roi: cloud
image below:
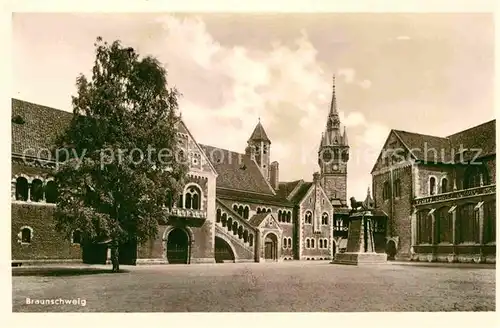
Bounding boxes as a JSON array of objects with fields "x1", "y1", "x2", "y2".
[{"x1": 358, "y1": 79, "x2": 372, "y2": 89}]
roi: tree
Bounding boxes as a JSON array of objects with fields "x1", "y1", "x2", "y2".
[{"x1": 53, "y1": 37, "x2": 189, "y2": 271}]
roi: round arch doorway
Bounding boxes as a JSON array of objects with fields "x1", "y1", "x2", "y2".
[
  {"x1": 214, "y1": 236, "x2": 235, "y2": 263},
  {"x1": 264, "y1": 233, "x2": 279, "y2": 261},
  {"x1": 166, "y1": 228, "x2": 190, "y2": 264}
]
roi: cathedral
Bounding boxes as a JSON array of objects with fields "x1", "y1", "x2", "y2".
[{"x1": 11, "y1": 78, "x2": 353, "y2": 265}]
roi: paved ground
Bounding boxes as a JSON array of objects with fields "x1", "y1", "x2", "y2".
[{"x1": 12, "y1": 261, "x2": 495, "y2": 312}]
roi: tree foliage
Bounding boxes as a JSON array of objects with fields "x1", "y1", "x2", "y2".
[{"x1": 53, "y1": 37, "x2": 188, "y2": 246}]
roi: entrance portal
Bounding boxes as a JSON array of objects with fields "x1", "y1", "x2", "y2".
[
  {"x1": 166, "y1": 228, "x2": 189, "y2": 264},
  {"x1": 214, "y1": 237, "x2": 235, "y2": 263},
  {"x1": 264, "y1": 233, "x2": 278, "y2": 261}
]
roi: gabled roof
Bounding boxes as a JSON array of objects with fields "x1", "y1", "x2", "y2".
[
  {"x1": 248, "y1": 213, "x2": 270, "y2": 227},
  {"x1": 12, "y1": 98, "x2": 73, "y2": 159},
  {"x1": 289, "y1": 181, "x2": 313, "y2": 204},
  {"x1": 248, "y1": 121, "x2": 271, "y2": 143},
  {"x1": 276, "y1": 180, "x2": 302, "y2": 199},
  {"x1": 199, "y1": 144, "x2": 276, "y2": 195},
  {"x1": 371, "y1": 119, "x2": 496, "y2": 173}
]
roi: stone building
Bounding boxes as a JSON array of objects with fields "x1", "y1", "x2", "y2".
[
  {"x1": 371, "y1": 120, "x2": 496, "y2": 263},
  {"x1": 11, "y1": 77, "x2": 352, "y2": 265}
]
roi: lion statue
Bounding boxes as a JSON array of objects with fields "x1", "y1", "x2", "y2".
[{"x1": 350, "y1": 197, "x2": 366, "y2": 212}]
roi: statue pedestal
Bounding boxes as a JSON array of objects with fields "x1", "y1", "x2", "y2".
[{"x1": 332, "y1": 211, "x2": 387, "y2": 265}]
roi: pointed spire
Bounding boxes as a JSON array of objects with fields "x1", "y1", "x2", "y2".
[
  {"x1": 330, "y1": 74, "x2": 338, "y2": 116},
  {"x1": 248, "y1": 120, "x2": 271, "y2": 143},
  {"x1": 343, "y1": 126, "x2": 348, "y2": 145}
]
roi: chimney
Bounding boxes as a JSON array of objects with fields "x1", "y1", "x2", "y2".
[
  {"x1": 313, "y1": 172, "x2": 321, "y2": 186},
  {"x1": 245, "y1": 144, "x2": 256, "y2": 161},
  {"x1": 270, "y1": 161, "x2": 279, "y2": 190}
]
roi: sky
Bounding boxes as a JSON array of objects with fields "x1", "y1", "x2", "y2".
[{"x1": 12, "y1": 13, "x2": 494, "y2": 200}]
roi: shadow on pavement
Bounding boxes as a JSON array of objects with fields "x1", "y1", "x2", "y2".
[{"x1": 12, "y1": 267, "x2": 130, "y2": 277}]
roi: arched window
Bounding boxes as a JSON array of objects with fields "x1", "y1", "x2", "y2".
[
  {"x1": 233, "y1": 204, "x2": 238, "y2": 212},
  {"x1": 184, "y1": 185, "x2": 201, "y2": 210},
  {"x1": 21, "y1": 227, "x2": 32, "y2": 243},
  {"x1": 267, "y1": 208, "x2": 271, "y2": 213},
  {"x1": 393, "y1": 179, "x2": 401, "y2": 198},
  {"x1": 283, "y1": 237, "x2": 287, "y2": 249},
  {"x1": 429, "y1": 177, "x2": 436, "y2": 195},
  {"x1": 227, "y1": 217, "x2": 233, "y2": 231},
  {"x1": 464, "y1": 164, "x2": 489, "y2": 189},
  {"x1": 30, "y1": 179, "x2": 43, "y2": 202},
  {"x1": 288, "y1": 237, "x2": 292, "y2": 249},
  {"x1": 305, "y1": 211, "x2": 312, "y2": 224},
  {"x1": 319, "y1": 239, "x2": 323, "y2": 248},
  {"x1": 177, "y1": 194, "x2": 183, "y2": 208},
  {"x1": 324, "y1": 239, "x2": 328, "y2": 249},
  {"x1": 306, "y1": 238, "x2": 310, "y2": 248},
  {"x1": 278, "y1": 210, "x2": 282, "y2": 222},
  {"x1": 436, "y1": 206, "x2": 452, "y2": 243},
  {"x1": 216, "y1": 209, "x2": 222, "y2": 223},
  {"x1": 221, "y1": 213, "x2": 227, "y2": 227},
  {"x1": 45, "y1": 180, "x2": 58, "y2": 203},
  {"x1": 243, "y1": 230, "x2": 249, "y2": 243},
  {"x1": 287, "y1": 211, "x2": 292, "y2": 223},
  {"x1": 15, "y1": 177, "x2": 29, "y2": 201},
  {"x1": 256, "y1": 207, "x2": 261, "y2": 214},
  {"x1": 457, "y1": 203, "x2": 478, "y2": 243},
  {"x1": 238, "y1": 205, "x2": 244, "y2": 217},
  {"x1": 311, "y1": 238, "x2": 315, "y2": 249},
  {"x1": 417, "y1": 209, "x2": 431, "y2": 244},
  {"x1": 243, "y1": 206, "x2": 249, "y2": 220},
  {"x1": 72, "y1": 230, "x2": 82, "y2": 244},
  {"x1": 249, "y1": 234, "x2": 254, "y2": 247},
  {"x1": 382, "y1": 181, "x2": 390, "y2": 200},
  {"x1": 321, "y1": 212, "x2": 329, "y2": 225},
  {"x1": 441, "y1": 178, "x2": 448, "y2": 193}
]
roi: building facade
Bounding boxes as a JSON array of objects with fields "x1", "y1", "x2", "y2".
[
  {"x1": 11, "y1": 77, "x2": 352, "y2": 265},
  {"x1": 371, "y1": 121, "x2": 496, "y2": 263}
]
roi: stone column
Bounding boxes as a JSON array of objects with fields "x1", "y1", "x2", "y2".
[
  {"x1": 255, "y1": 230, "x2": 262, "y2": 263},
  {"x1": 448, "y1": 206, "x2": 458, "y2": 263},
  {"x1": 477, "y1": 202, "x2": 484, "y2": 244}
]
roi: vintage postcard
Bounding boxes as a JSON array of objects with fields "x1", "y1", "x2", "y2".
[{"x1": 8, "y1": 2, "x2": 496, "y2": 320}]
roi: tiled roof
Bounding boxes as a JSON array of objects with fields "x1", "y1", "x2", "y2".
[
  {"x1": 393, "y1": 130, "x2": 453, "y2": 163},
  {"x1": 447, "y1": 119, "x2": 496, "y2": 160},
  {"x1": 289, "y1": 182, "x2": 313, "y2": 204},
  {"x1": 276, "y1": 180, "x2": 302, "y2": 199},
  {"x1": 248, "y1": 213, "x2": 270, "y2": 227},
  {"x1": 11, "y1": 98, "x2": 73, "y2": 159},
  {"x1": 200, "y1": 144, "x2": 275, "y2": 195},
  {"x1": 390, "y1": 119, "x2": 496, "y2": 164},
  {"x1": 215, "y1": 188, "x2": 293, "y2": 207},
  {"x1": 248, "y1": 121, "x2": 271, "y2": 143}
]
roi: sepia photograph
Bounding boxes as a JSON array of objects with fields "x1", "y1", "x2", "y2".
[{"x1": 9, "y1": 7, "x2": 496, "y2": 314}]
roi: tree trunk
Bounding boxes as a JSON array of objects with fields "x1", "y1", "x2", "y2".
[{"x1": 111, "y1": 242, "x2": 120, "y2": 272}]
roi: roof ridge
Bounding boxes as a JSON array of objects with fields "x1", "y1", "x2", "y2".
[
  {"x1": 12, "y1": 98, "x2": 73, "y2": 115},
  {"x1": 446, "y1": 119, "x2": 496, "y2": 138}
]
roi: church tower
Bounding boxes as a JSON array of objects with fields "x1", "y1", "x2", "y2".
[
  {"x1": 247, "y1": 120, "x2": 271, "y2": 180},
  {"x1": 318, "y1": 75, "x2": 349, "y2": 207}
]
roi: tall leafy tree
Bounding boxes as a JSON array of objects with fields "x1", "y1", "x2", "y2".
[{"x1": 53, "y1": 37, "x2": 188, "y2": 268}]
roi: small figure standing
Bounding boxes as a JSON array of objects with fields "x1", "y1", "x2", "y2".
[{"x1": 111, "y1": 241, "x2": 120, "y2": 273}]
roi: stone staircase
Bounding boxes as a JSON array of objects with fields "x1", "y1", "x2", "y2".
[{"x1": 215, "y1": 200, "x2": 256, "y2": 261}]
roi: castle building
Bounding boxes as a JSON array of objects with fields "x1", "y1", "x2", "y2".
[
  {"x1": 371, "y1": 120, "x2": 496, "y2": 263},
  {"x1": 11, "y1": 77, "x2": 352, "y2": 265}
]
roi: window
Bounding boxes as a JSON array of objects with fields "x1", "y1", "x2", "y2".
[
  {"x1": 311, "y1": 238, "x2": 315, "y2": 249},
  {"x1": 243, "y1": 206, "x2": 249, "y2": 220},
  {"x1": 288, "y1": 237, "x2": 292, "y2": 249},
  {"x1": 319, "y1": 239, "x2": 323, "y2": 248},
  {"x1": 417, "y1": 210, "x2": 432, "y2": 244},
  {"x1": 72, "y1": 230, "x2": 82, "y2": 244},
  {"x1": 30, "y1": 179, "x2": 44, "y2": 202},
  {"x1": 457, "y1": 203, "x2": 479, "y2": 243},
  {"x1": 429, "y1": 177, "x2": 436, "y2": 195},
  {"x1": 306, "y1": 238, "x2": 310, "y2": 248},
  {"x1": 21, "y1": 227, "x2": 32, "y2": 244},
  {"x1": 464, "y1": 164, "x2": 489, "y2": 189},
  {"x1": 323, "y1": 239, "x2": 328, "y2": 249},
  {"x1": 267, "y1": 208, "x2": 271, "y2": 213},
  {"x1": 286, "y1": 211, "x2": 291, "y2": 223},
  {"x1": 436, "y1": 207, "x2": 452, "y2": 243},
  {"x1": 382, "y1": 181, "x2": 390, "y2": 200},
  {"x1": 233, "y1": 204, "x2": 238, "y2": 212},
  {"x1": 305, "y1": 211, "x2": 312, "y2": 224},
  {"x1": 184, "y1": 185, "x2": 201, "y2": 210},
  {"x1": 393, "y1": 179, "x2": 401, "y2": 198},
  {"x1": 216, "y1": 209, "x2": 222, "y2": 223},
  {"x1": 283, "y1": 237, "x2": 287, "y2": 249},
  {"x1": 249, "y1": 234, "x2": 254, "y2": 247},
  {"x1": 441, "y1": 178, "x2": 448, "y2": 193},
  {"x1": 321, "y1": 213, "x2": 329, "y2": 225},
  {"x1": 15, "y1": 177, "x2": 29, "y2": 201},
  {"x1": 278, "y1": 210, "x2": 282, "y2": 222},
  {"x1": 45, "y1": 180, "x2": 58, "y2": 203}
]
